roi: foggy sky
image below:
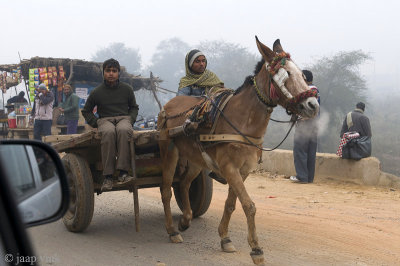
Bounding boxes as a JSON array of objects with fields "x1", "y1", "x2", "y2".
[{"x1": 2, "y1": 0, "x2": 399, "y2": 91}]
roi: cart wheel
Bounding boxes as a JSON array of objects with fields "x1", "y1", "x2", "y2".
[
  {"x1": 62, "y1": 153, "x2": 94, "y2": 232},
  {"x1": 174, "y1": 170, "x2": 213, "y2": 217}
]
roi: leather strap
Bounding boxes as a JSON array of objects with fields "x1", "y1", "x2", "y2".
[
  {"x1": 346, "y1": 112, "x2": 353, "y2": 129},
  {"x1": 210, "y1": 93, "x2": 234, "y2": 134},
  {"x1": 199, "y1": 134, "x2": 264, "y2": 145}
]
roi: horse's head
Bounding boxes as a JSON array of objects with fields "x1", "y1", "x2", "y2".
[{"x1": 255, "y1": 37, "x2": 319, "y2": 119}]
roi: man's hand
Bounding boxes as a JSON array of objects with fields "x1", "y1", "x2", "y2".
[{"x1": 59, "y1": 107, "x2": 64, "y2": 112}]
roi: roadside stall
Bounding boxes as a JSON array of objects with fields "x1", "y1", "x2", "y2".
[{"x1": 0, "y1": 57, "x2": 162, "y2": 139}]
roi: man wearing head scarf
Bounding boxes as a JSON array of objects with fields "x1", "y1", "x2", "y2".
[
  {"x1": 177, "y1": 50, "x2": 227, "y2": 184},
  {"x1": 81, "y1": 58, "x2": 139, "y2": 191},
  {"x1": 31, "y1": 83, "x2": 54, "y2": 141},
  {"x1": 340, "y1": 102, "x2": 371, "y2": 137},
  {"x1": 290, "y1": 70, "x2": 320, "y2": 184},
  {"x1": 177, "y1": 49, "x2": 224, "y2": 96}
]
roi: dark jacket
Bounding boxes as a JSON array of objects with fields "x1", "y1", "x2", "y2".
[
  {"x1": 7, "y1": 95, "x2": 28, "y2": 105},
  {"x1": 340, "y1": 109, "x2": 372, "y2": 137},
  {"x1": 81, "y1": 81, "x2": 139, "y2": 128},
  {"x1": 61, "y1": 93, "x2": 80, "y2": 121}
]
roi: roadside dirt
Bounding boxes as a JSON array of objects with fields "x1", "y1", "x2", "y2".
[{"x1": 29, "y1": 172, "x2": 400, "y2": 265}]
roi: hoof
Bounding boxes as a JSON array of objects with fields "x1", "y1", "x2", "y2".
[
  {"x1": 221, "y1": 238, "x2": 236, "y2": 253},
  {"x1": 250, "y1": 248, "x2": 264, "y2": 265},
  {"x1": 178, "y1": 217, "x2": 190, "y2": 232},
  {"x1": 169, "y1": 232, "x2": 183, "y2": 243}
]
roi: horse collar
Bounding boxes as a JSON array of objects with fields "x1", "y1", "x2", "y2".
[{"x1": 252, "y1": 77, "x2": 277, "y2": 109}]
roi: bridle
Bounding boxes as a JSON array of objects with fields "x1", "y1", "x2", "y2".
[{"x1": 254, "y1": 51, "x2": 318, "y2": 115}]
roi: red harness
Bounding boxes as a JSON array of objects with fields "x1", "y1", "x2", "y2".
[{"x1": 286, "y1": 87, "x2": 318, "y2": 113}]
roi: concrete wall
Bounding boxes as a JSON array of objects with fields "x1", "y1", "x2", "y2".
[{"x1": 258, "y1": 149, "x2": 400, "y2": 189}]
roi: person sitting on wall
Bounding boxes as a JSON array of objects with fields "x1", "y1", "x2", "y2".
[
  {"x1": 340, "y1": 102, "x2": 371, "y2": 138},
  {"x1": 337, "y1": 102, "x2": 372, "y2": 160}
]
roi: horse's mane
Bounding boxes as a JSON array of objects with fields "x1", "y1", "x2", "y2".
[{"x1": 234, "y1": 58, "x2": 265, "y2": 95}]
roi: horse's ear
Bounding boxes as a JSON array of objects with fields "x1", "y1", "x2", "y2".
[
  {"x1": 255, "y1": 36, "x2": 274, "y2": 63},
  {"x1": 273, "y1": 39, "x2": 284, "y2": 53}
]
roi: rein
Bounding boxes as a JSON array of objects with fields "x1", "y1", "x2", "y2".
[
  {"x1": 205, "y1": 94, "x2": 297, "y2": 152},
  {"x1": 201, "y1": 57, "x2": 303, "y2": 151},
  {"x1": 168, "y1": 52, "x2": 315, "y2": 152}
]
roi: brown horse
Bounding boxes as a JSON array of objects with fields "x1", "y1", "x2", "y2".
[{"x1": 157, "y1": 37, "x2": 319, "y2": 265}]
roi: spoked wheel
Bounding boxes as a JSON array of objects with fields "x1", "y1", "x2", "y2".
[
  {"x1": 62, "y1": 153, "x2": 94, "y2": 232},
  {"x1": 174, "y1": 170, "x2": 213, "y2": 217}
]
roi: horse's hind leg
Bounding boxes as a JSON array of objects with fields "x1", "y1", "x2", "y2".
[
  {"x1": 159, "y1": 140, "x2": 182, "y2": 243},
  {"x1": 177, "y1": 164, "x2": 202, "y2": 231},
  {"x1": 219, "y1": 186, "x2": 237, "y2": 253}
]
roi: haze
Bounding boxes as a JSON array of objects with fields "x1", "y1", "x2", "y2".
[{"x1": 1, "y1": 0, "x2": 399, "y2": 91}]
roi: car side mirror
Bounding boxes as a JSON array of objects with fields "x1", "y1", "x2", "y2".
[{"x1": 0, "y1": 140, "x2": 69, "y2": 227}]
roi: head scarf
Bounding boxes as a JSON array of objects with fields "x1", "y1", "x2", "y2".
[
  {"x1": 178, "y1": 50, "x2": 224, "y2": 90},
  {"x1": 187, "y1": 49, "x2": 204, "y2": 68}
]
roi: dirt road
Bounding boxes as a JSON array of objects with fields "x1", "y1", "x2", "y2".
[{"x1": 28, "y1": 173, "x2": 400, "y2": 265}]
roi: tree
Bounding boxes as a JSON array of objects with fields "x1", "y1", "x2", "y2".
[
  {"x1": 146, "y1": 37, "x2": 189, "y2": 94},
  {"x1": 368, "y1": 92, "x2": 400, "y2": 175},
  {"x1": 137, "y1": 38, "x2": 190, "y2": 117},
  {"x1": 310, "y1": 50, "x2": 370, "y2": 115},
  {"x1": 197, "y1": 40, "x2": 259, "y2": 89},
  {"x1": 92, "y1": 43, "x2": 142, "y2": 74},
  {"x1": 309, "y1": 50, "x2": 371, "y2": 152}
]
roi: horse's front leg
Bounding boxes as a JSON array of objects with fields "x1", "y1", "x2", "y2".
[
  {"x1": 218, "y1": 186, "x2": 237, "y2": 253},
  {"x1": 159, "y1": 140, "x2": 182, "y2": 243},
  {"x1": 221, "y1": 166, "x2": 264, "y2": 265},
  {"x1": 177, "y1": 164, "x2": 201, "y2": 231}
]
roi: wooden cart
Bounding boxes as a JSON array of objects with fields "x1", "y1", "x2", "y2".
[{"x1": 46, "y1": 130, "x2": 213, "y2": 233}]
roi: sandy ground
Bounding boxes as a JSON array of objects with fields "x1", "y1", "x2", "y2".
[{"x1": 28, "y1": 172, "x2": 400, "y2": 266}]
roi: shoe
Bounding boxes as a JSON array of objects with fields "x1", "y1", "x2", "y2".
[
  {"x1": 118, "y1": 170, "x2": 134, "y2": 183},
  {"x1": 101, "y1": 177, "x2": 113, "y2": 191},
  {"x1": 289, "y1": 176, "x2": 307, "y2": 184},
  {"x1": 209, "y1": 172, "x2": 227, "y2": 184}
]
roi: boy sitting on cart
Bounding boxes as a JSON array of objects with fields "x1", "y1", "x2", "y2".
[{"x1": 81, "y1": 58, "x2": 139, "y2": 191}]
